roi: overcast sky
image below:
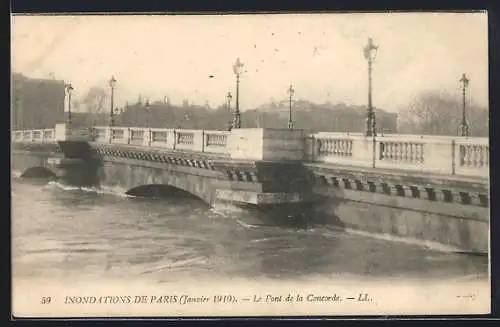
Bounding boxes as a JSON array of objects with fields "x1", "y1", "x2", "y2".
[{"x1": 11, "y1": 12, "x2": 488, "y2": 112}]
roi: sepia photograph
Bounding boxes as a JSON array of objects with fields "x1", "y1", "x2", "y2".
[{"x1": 11, "y1": 12, "x2": 490, "y2": 317}]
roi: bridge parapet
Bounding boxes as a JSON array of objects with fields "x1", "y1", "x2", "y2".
[
  {"x1": 89, "y1": 126, "x2": 305, "y2": 160},
  {"x1": 13, "y1": 128, "x2": 56, "y2": 143},
  {"x1": 12, "y1": 123, "x2": 93, "y2": 143},
  {"x1": 91, "y1": 126, "x2": 230, "y2": 155},
  {"x1": 305, "y1": 132, "x2": 489, "y2": 178},
  {"x1": 12, "y1": 125, "x2": 489, "y2": 179}
]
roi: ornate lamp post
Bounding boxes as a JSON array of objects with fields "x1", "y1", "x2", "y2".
[
  {"x1": 459, "y1": 73, "x2": 470, "y2": 137},
  {"x1": 232, "y1": 57, "x2": 244, "y2": 129},
  {"x1": 226, "y1": 91, "x2": 233, "y2": 130},
  {"x1": 287, "y1": 84, "x2": 295, "y2": 129},
  {"x1": 145, "y1": 99, "x2": 150, "y2": 128},
  {"x1": 109, "y1": 75, "x2": 117, "y2": 126},
  {"x1": 177, "y1": 113, "x2": 190, "y2": 129},
  {"x1": 226, "y1": 91, "x2": 232, "y2": 111},
  {"x1": 65, "y1": 83, "x2": 74, "y2": 125},
  {"x1": 363, "y1": 37, "x2": 379, "y2": 137}
]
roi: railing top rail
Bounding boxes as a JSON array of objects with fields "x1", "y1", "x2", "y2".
[
  {"x1": 150, "y1": 128, "x2": 175, "y2": 132},
  {"x1": 13, "y1": 126, "x2": 489, "y2": 145},
  {"x1": 308, "y1": 132, "x2": 488, "y2": 142},
  {"x1": 378, "y1": 137, "x2": 455, "y2": 144},
  {"x1": 309, "y1": 133, "x2": 455, "y2": 140},
  {"x1": 455, "y1": 137, "x2": 489, "y2": 145},
  {"x1": 93, "y1": 126, "x2": 216, "y2": 134},
  {"x1": 205, "y1": 130, "x2": 230, "y2": 135},
  {"x1": 175, "y1": 129, "x2": 199, "y2": 134},
  {"x1": 311, "y1": 131, "x2": 364, "y2": 136}
]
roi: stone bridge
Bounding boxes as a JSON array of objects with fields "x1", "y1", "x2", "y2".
[{"x1": 12, "y1": 123, "x2": 490, "y2": 254}]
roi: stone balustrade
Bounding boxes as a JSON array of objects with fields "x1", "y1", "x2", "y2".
[
  {"x1": 90, "y1": 126, "x2": 230, "y2": 155},
  {"x1": 13, "y1": 128, "x2": 56, "y2": 143},
  {"x1": 305, "y1": 132, "x2": 489, "y2": 178},
  {"x1": 11, "y1": 125, "x2": 489, "y2": 178},
  {"x1": 455, "y1": 137, "x2": 489, "y2": 177}
]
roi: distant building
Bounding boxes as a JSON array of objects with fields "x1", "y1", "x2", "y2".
[
  {"x1": 252, "y1": 100, "x2": 398, "y2": 133},
  {"x1": 12, "y1": 73, "x2": 66, "y2": 129}
]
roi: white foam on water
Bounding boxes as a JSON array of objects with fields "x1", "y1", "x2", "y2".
[
  {"x1": 342, "y1": 227, "x2": 483, "y2": 255},
  {"x1": 208, "y1": 207, "x2": 232, "y2": 218},
  {"x1": 11, "y1": 170, "x2": 23, "y2": 179},
  {"x1": 43, "y1": 181, "x2": 135, "y2": 199},
  {"x1": 141, "y1": 256, "x2": 209, "y2": 275},
  {"x1": 211, "y1": 202, "x2": 246, "y2": 214},
  {"x1": 235, "y1": 219, "x2": 263, "y2": 229}
]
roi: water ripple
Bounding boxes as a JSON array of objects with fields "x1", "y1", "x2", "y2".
[{"x1": 11, "y1": 179, "x2": 489, "y2": 282}]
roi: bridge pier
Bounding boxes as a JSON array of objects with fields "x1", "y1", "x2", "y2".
[
  {"x1": 49, "y1": 156, "x2": 100, "y2": 187},
  {"x1": 51, "y1": 140, "x2": 101, "y2": 187}
]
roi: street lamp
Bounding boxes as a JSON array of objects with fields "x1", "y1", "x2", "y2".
[
  {"x1": 65, "y1": 83, "x2": 74, "y2": 125},
  {"x1": 226, "y1": 91, "x2": 233, "y2": 130},
  {"x1": 232, "y1": 57, "x2": 244, "y2": 129},
  {"x1": 226, "y1": 91, "x2": 233, "y2": 110},
  {"x1": 363, "y1": 37, "x2": 379, "y2": 137},
  {"x1": 459, "y1": 73, "x2": 470, "y2": 137},
  {"x1": 145, "y1": 99, "x2": 150, "y2": 128},
  {"x1": 109, "y1": 75, "x2": 117, "y2": 126},
  {"x1": 114, "y1": 107, "x2": 121, "y2": 125},
  {"x1": 287, "y1": 84, "x2": 295, "y2": 129},
  {"x1": 178, "y1": 113, "x2": 190, "y2": 129}
]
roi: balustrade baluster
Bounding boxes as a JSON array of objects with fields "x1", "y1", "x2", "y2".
[
  {"x1": 408, "y1": 143, "x2": 413, "y2": 162},
  {"x1": 380, "y1": 142, "x2": 385, "y2": 159},
  {"x1": 478, "y1": 146, "x2": 485, "y2": 167},
  {"x1": 474, "y1": 146, "x2": 480, "y2": 167},
  {"x1": 465, "y1": 146, "x2": 472, "y2": 167},
  {"x1": 485, "y1": 147, "x2": 489, "y2": 166},
  {"x1": 471, "y1": 146, "x2": 476, "y2": 167}
]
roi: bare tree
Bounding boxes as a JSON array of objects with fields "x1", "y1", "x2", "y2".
[
  {"x1": 81, "y1": 86, "x2": 108, "y2": 114},
  {"x1": 71, "y1": 99, "x2": 80, "y2": 112},
  {"x1": 397, "y1": 90, "x2": 488, "y2": 136}
]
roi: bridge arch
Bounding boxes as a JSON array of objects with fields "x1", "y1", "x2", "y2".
[
  {"x1": 99, "y1": 163, "x2": 216, "y2": 205},
  {"x1": 20, "y1": 166, "x2": 57, "y2": 179},
  {"x1": 125, "y1": 184, "x2": 206, "y2": 202}
]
